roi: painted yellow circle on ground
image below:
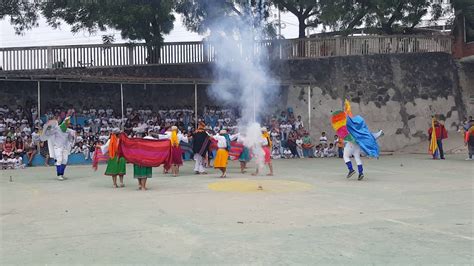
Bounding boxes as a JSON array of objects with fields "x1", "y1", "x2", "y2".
[{"x1": 208, "y1": 179, "x2": 313, "y2": 193}]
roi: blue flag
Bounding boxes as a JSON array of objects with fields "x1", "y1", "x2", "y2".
[{"x1": 346, "y1": 115, "x2": 380, "y2": 158}]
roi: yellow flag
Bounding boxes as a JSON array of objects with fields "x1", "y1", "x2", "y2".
[
  {"x1": 344, "y1": 99, "x2": 353, "y2": 118},
  {"x1": 429, "y1": 118, "x2": 438, "y2": 155}
]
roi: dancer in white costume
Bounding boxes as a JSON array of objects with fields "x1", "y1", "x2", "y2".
[
  {"x1": 41, "y1": 117, "x2": 76, "y2": 181},
  {"x1": 344, "y1": 130, "x2": 383, "y2": 180}
]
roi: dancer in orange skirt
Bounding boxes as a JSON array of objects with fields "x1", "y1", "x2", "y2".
[{"x1": 213, "y1": 129, "x2": 231, "y2": 178}]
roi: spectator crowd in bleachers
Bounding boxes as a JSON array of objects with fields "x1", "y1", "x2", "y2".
[{"x1": 0, "y1": 102, "x2": 342, "y2": 170}]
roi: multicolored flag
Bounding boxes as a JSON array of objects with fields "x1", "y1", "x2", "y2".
[{"x1": 429, "y1": 118, "x2": 438, "y2": 156}]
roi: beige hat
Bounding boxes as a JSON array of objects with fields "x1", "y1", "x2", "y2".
[
  {"x1": 171, "y1": 126, "x2": 178, "y2": 131},
  {"x1": 261, "y1": 127, "x2": 268, "y2": 132}
]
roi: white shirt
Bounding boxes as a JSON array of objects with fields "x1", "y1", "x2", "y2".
[
  {"x1": 295, "y1": 120, "x2": 303, "y2": 129},
  {"x1": 320, "y1": 136, "x2": 328, "y2": 144},
  {"x1": 296, "y1": 139, "x2": 303, "y2": 147},
  {"x1": 32, "y1": 132, "x2": 41, "y2": 144},
  {"x1": 22, "y1": 126, "x2": 31, "y2": 135},
  {"x1": 159, "y1": 132, "x2": 189, "y2": 143},
  {"x1": 213, "y1": 134, "x2": 228, "y2": 149},
  {"x1": 261, "y1": 136, "x2": 269, "y2": 146}
]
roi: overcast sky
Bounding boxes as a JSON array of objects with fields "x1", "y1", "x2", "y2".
[{"x1": 0, "y1": 13, "x2": 304, "y2": 48}]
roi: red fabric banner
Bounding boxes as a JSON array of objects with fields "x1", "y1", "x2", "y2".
[
  {"x1": 92, "y1": 147, "x2": 109, "y2": 171},
  {"x1": 118, "y1": 133, "x2": 172, "y2": 168}
]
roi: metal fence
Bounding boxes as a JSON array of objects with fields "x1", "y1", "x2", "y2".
[{"x1": 0, "y1": 35, "x2": 452, "y2": 71}]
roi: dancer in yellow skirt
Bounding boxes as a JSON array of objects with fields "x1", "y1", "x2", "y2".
[{"x1": 213, "y1": 129, "x2": 231, "y2": 178}]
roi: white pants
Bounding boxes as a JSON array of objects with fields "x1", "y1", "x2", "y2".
[
  {"x1": 296, "y1": 147, "x2": 303, "y2": 158},
  {"x1": 53, "y1": 147, "x2": 69, "y2": 165},
  {"x1": 193, "y1": 154, "x2": 206, "y2": 173},
  {"x1": 83, "y1": 149, "x2": 90, "y2": 160},
  {"x1": 343, "y1": 142, "x2": 362, "y2": 165}
]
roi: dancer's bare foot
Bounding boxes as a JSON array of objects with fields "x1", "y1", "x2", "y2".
[
  {"x1": 113, "y1": 184, "x2": 119, "y2": 188},
  {"x1": 251, "y1": 173, "x2": 257, "y2": 176},
  {"x1": 266, "y1": 173, "x2": 274, "y2": 176},
  {"x1": 120, "y1": 183, "x2": 125, "y2": 188},
  {"x1": 142, "y1": 187, "x2": 147, "y2": 191}
]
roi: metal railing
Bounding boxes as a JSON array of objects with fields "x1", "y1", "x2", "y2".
[{"x1": 0, "y1": 35, "x2": 452, "y2": 71}]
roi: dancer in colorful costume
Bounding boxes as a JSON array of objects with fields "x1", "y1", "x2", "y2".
[
  {"x1": 41, "y1": 116, "x2": 76, "y2": 181},
  {"x1": 252, "y1": 127, "x2": 274, "y2": 176},
  {"x1": 100, "y1": 129, "x2": 126, "y2": 188},
  {"x1": 331, "y1": 100, "x2": 382, "y2": 180},
  {"x1": 192, "y1": 122, "x2": 211, "y2": 174},
  {"x1": 159, "y1": 126, "x2": 188, "y2": 177},
  {"x1": 133, "y1": 133, "x2": 156, "y2": 190},
  {"x1": 237, "y1": 133, "x2": 251, "y2": 174},
  {"x1": 213, "y1": 129, "x2": 231, "y2": 178}
]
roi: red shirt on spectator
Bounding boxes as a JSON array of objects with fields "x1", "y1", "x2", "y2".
[{"x1": 428, "y1": 123, "x2": 448, "y2": 141}]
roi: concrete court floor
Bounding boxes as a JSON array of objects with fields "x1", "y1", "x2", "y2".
[{"x1": 0, "y1": 154, "x2": 473, "y2": 265}]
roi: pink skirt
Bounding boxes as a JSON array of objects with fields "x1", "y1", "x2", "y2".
[
  {"x1": 263, "y1": 146, "x2": 271, "y2": 164},
  {"x1": 171, "y1": 146, "x2": 183, "y2": 166}
]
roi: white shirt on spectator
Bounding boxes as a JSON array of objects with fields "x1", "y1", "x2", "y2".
[
  {"x1": 320, "y1": 136, "x2": 328, "y2": 144},
  {"x1": 22, "y1": 126, "x2": 31, "y2": 135},
  {"x1": 32, "y1": 132, "x2": 41, "y2": 144}
]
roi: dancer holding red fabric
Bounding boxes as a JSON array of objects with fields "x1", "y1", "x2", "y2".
[{"x1": 159, "y1": 126, "x2": 189, "y2": 177}]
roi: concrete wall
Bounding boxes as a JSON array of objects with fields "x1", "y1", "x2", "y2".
[
  {"x1": 458, "y1": 62, "x2": 474, "y2": 116},
  {"x1": 277, "y1": 53, "x2": 470, "y2": 151},
  {"x1": 1, "y1": 53, "x2": 471, "y2": 151}
]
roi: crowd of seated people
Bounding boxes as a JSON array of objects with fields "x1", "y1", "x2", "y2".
[
  {"x1": 0, "y1": 102, "x2": 243, "y2": 169},
  {"x1": 263, "y1": 108, "x2": 344, "y2": 159},
  {"x1": 0, "y1": 102, "x2": 343, "y2": 169}
]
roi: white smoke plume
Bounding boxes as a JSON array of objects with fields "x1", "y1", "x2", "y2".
[{"x1": 206, "y1": 1, "x2": 278, "y2": 169}]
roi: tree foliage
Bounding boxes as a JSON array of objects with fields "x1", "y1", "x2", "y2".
[
  {"x1": 0, "y1": 0, "x2": 458, "y2": 46},
  {"x1": 175, "y1": 0, "x2": 275, "y2": 39},
  {"x1": 320, "y1": 0, "x2": 446, "y2": 35},
  {"x1": 40, "y1": 0, "x2": 175, "y2": 47},
  {"x1": 273, "y1": 0, "x2": 321, "y2": 38},
  {"x1": 0, "y1": 0, "x2": 40, "y2": 34}
]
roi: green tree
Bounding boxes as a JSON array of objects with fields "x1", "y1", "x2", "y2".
[
  {"x1": 176, "y1": 0, "x2": 275, "y2": 39},
  {"x1": 0, "y1": 0, "x2": 40, "y2": 34},
  {"x1": 273, "y1": 0, "x2": 321, "y2": 38},
  {"x1": 2, "y1": 0, "x2": 176, "y2": 63},
  {"x1": 41, "y1": 0, "x2": 175, "y2": 63},
  {"x1": 320, "y1": 0, "x2": 445, "y2": 35}
]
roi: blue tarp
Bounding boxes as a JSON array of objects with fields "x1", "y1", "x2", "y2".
[{"x1": 346, "y1": 115, "x2": 380, "y2": 158}]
